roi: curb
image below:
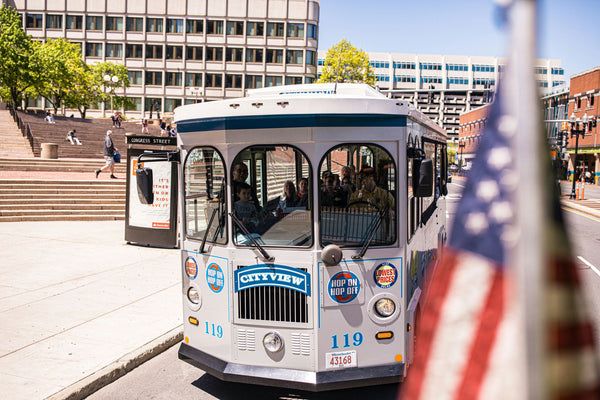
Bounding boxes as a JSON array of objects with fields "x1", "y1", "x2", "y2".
[
  {"x1": 45, "y1": 326, "x2": 183, "y2": 400},
  {"x1": 561, "y1": 200, "x2": 600, "y2": 219}
]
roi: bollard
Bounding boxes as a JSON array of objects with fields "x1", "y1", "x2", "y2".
[
  {"x1": 580, "y1": 180, "x2": 585, "y2": 200},
  {"x1": 40, "y1": 143, "x2": 58, "y2": 159},
  {"x1": 576, "y1": 181, "x2": 580, "y2": 200}
]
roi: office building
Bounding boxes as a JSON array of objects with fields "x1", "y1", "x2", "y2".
[{"x1": 9, "y1": 0, "x2": 320, "y2": 118}]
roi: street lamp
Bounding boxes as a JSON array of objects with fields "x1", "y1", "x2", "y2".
[
  {"x1": 458, "y1": 140, "x2": 466, "y2": 172},
  {"x1": 569, "y1": 111, "x2": 588, "y2": 199},
  {"x1": 104, "y1": 74, "x2": 119, "y2": 116}
]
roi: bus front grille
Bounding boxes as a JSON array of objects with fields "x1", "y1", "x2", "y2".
[{"x1": 237, "y1": 281, "x2": 309, "y2": 323}]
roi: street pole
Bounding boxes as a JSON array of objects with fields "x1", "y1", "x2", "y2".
[{"x1": 569, "y1": 112, "x2": 588, "y2": 199}]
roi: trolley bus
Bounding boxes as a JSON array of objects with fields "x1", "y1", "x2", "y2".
[{"x1": 136, "y1": 83, "x2": 449, "y2": 391}]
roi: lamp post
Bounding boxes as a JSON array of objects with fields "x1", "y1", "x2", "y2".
[
  {"x1": 569, "y1": 112, "x2": 588, "y2": 199},
  {"x1": 104, "y1": 74, "x2": 119, "y2": 116},
  {"x1": 458, "y1": 140, "x2": 465, "y2": 172}
]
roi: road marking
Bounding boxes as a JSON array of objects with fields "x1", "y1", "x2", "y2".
[
  {"x1": 451, "y1": 182, "x2": 465, "y2": 188},
  {"x1": 577, "y1": 256, "x2": 600, "y2": 278},
  {"x1": 561, "y1": 207, "x2": 600, "y2": 223}
]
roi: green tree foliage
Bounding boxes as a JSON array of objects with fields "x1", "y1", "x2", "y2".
[
  {"x1": 0, "y1": 5, "x2": 42, "y2": 107},
  {"x1": 317, "y1": 39, "x2": 375, "y2": 87}
]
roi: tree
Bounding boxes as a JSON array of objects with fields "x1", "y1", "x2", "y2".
[
  {"x1": 37, "y1": 38, "x2": 88, "y2": 115},
  {"x1": 0, "y1": 5, "x2": 41, "y2": 108},
  {"x1": 91, "y1": 61, "x2": 130, "y2": 116},
  {"x1": 317, "y1": 39, "x2": 375, "y2": 87}
]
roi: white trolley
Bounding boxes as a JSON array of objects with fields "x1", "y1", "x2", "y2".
[{"x1": 136, "y1": 83, "x2": 449, "y2": 391}]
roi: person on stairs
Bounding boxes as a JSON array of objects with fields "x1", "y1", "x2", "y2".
[
  {"x1": 66, "y1": 129, "x2": 82, "y2": 145},
  {"x1": 95, "y1": 130, "x2": 118, "y2": 179}
]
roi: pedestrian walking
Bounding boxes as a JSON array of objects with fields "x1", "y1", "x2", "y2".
[
  {"x1": 95, "y1": 130, "x2": 118, "y2": 179},
  {"x1": 141, "y1": 119, "x2": 149, "y2": 134}
]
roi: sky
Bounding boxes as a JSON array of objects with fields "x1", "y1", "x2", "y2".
[{"x1": 317, "y1": 0, "x2": 600, "y2": 79}]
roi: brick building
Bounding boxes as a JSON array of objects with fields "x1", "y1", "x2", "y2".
[
  {"x1": 457, "y1": 103, "x2": 491, "y2": 169},
  {"x1": 567, "y1": 66, "x2": 600, "y2": 183}
]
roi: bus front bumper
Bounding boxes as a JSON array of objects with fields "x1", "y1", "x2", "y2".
[{"x1": 178, "y1": 343, "x2": 405, "y2": 392}]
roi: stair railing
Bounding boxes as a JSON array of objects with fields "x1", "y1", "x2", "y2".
[{"x1": 6, "y1": 104, "x2": 35, "y2": 153}]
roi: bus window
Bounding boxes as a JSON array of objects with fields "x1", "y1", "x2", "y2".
[
  {"x1": 231, "y1": 145, "x2": 312, "y2": 247},
  {"x1": 184, "y1": 147, "x2": 226, "y2": 243},
  {"x1": 319, "y1": 144, "x2": 397, "y2": 247}
]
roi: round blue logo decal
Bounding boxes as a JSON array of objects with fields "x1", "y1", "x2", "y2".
[
  {"x1": 373, "y1": 263, "x2": 397, "y2": 289},
  {"x1": 328, "y1": 271, "x2": 360, "y2": 303},
  {"x1": 206, "y1": 263, "x2": 224, "y2": 293}
]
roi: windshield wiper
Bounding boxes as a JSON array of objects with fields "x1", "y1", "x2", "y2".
[
  {"x1": 230, "y1": 212, "x2": 274, "y2": 262},
  {"x1": 352, "y1": 206, "x2": 388, "y2": 260},
  {"x1": 199, "y1": 206, "x2": 219, "y2": 254}
]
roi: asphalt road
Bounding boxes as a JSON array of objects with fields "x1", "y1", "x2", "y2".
[{"x1": 88, "y1": 181, "x2": 600, "y2": 399}]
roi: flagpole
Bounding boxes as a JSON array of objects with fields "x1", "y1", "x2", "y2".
[{"x1": 507, "y1": 0, "x2": 545, "y2": 399}]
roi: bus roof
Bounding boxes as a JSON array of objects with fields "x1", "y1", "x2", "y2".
[{"x1": 174, "y1": 83, "x2": 446, "y2": 138}]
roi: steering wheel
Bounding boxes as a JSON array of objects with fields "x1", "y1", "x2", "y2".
[{"x1": 346, "y1": 200, "x2": 380, "y2": 211}]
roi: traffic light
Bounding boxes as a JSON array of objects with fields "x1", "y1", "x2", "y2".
[
  {"x1": 593, "y1": 116, "x2": 597, "y2": 128},
  {"x1": 562, "y1": 133, "x2": 569, "y2": 147}
]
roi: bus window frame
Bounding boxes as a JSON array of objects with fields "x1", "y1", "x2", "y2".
[
  {"x1": 317, "y1": 142, "x2": 398, "y2": 249},
  {"x1": 231, "y1": 144, "x2": 314, "y2": 249},
  {"x1": 183, "y1": 145, "x2": 228, "y2": 244}
]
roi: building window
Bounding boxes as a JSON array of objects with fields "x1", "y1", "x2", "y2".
[
  {"x1": 267, "y1": 22, "x2": 284, "y2": 37},
  {"x1": 85, "y1": 42, "x2": 103, "y2": 58},
  {"x1": 285, "y1": 76, "x2": 302, "y2": 85},
  {"x1": 225, "y1": 74, "x2": 243, "y2": 89},
  {"x1": 106, "y1": 43, "x2": 122, "y2": 58},
  {"x1": 206, "y1": 20, "x2": 223, "y2": 35},
  {"x1": 128, "y1": 71, "x2": 143, "y2": 85},
  {"x1": 126, "y1": 44, "x2": 143, "y2": 59},
  {"x1": 419, "y1": 63, "x2": 442, "y2": 70},
  {"x1": 393, "y1": 62, "x2": 415, "y2": 69},
  {"x1": 126, "y1": 17, "x2": 143, "y2": 32},
  {"x1": 186, "y1": 19, "x2": 203, "y2": 34},
  {"x1": 226, "y1": 48, "x2": 244, "y2": 62},
  {"x1": 166, "y1": 45, "x2": 183, "y2": 60},
  {"x1": 266, "y1": 49, "x2": 283, "y2": 64},
  {"x1": 551, "y1": 67, "x2": 564, "y2": 75},
  {"x1": 246, "y1": 21, "x2": 264, "y2": 36},
  {"x1": 167, "y1": 18, "x2": 183, "y2": 34},
  {"x1": 66, "y1": 15, "x2": 83, "y2": 30},
  {"x1": 265, "y1": 76, "x2": 282, "y2": 87},
  {"x1": 106, "y1": 16, "x2": 123, "y2": 31},
  {"x1": 145, "y1": 71, "x2": 163, "y2": 86},
  {"x1": 186, "y1": 46, "x2": 203, "y2": 61},
  {"x1": 286, "y1": 50, "x2": 303, "y2": 65},
  {"x1": 206, "y1": 47, "x2": 223, "y2": 62},
  {"x1": 166, "y1": 72, "x2": 182, "y2": 86},
  {"x1": 206, "y1": 73, "x2": 223, "y2": 88},
  {"x1": 446, "y1": 77, "x2": 468, "y2": 85},
  {"x1": 26, "y1": 14, "x2": 43, "y2": 29},
  {"x1": 473, "y1": 78, "x2": 495, "y2": 86},
  {"x1": 165, "y1": 99, "x2": 182, "y2": 112},
  {"x1": 420, "y1": 76, "x2": 442, "y2": 83},
  {"x1": 245, "y1": 48, "x2": 263, "y2": 63},
  {"x1": 376, "y1": 75, "x2": 390, "y2": 82},
  {"x1": 146, "y1": 18, "x2": 163, "y2": 33},
  {"x1": 370, "y1": 61, "x2": 390, "y2": 69},
  {"x1": 86, "y1": 16, "x2": 103, "y2": 31},
  {"x1": 245, "y1": 75, "x2": 262, "y2": 89},
  {"x1": 226, "y1": 21, "x2": 244, "y2": 36},
  {"x1": 307, "y1": 24, "x2": 317, "y2": 39},
  {"x1": 145, "y1": 98, "x2": 162, "y2": 113},
  {"x1": 446, "y1": 64, "x2": 468, "y2": 71},
  {"x1": 535, "y1": 67, "x2": 548, "y2": 75},
  {"x1": 185, "y1": 73, "x2": 202, "y2": 87},
  {"x1": 306, "y1": 50, "x2": 316, "y2": 66},
  {"x1": 472, "y1": 64, "x2": 495, "y2": 72},
  {"x1": 125, "y1": 97, "x2": 142, "y2": 111},
  {"x1": 46, "y1": 14, "x2": 62, "y2": 29},
  {"x1": 395, "y1": 75, "x2": 416, "y2": 83},
  {"x1": 287, "y1": 23, "x2": 304, "y2": 38},
  {"x1": 146, "y1": 45, "x2": 163, "y2": 60}
]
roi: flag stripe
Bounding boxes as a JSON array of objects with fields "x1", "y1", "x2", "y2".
[
  {"x1": 401, "y1": 251, "x2": 459, "y2": 399},
  {"x1": 453, "y1": 268, "x2": 505, "y2": 400}
]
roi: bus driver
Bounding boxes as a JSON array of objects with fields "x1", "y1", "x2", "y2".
[{"x1": 349, "y1": 166, "x2": 394, "y2": 210}]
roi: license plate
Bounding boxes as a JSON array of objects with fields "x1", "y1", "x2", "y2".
[{"x1": 326, "y1": 350, "x2": 357, "y2": 369}]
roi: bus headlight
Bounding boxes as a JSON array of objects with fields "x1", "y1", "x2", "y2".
[
  {"x1": 263, "y1": 332, "x2": 284, "y2": 353},
  {"x1": 374, "y1": 298, "x2": 396, "y2": 318},
  {"x1": 187, "y1": 287, "x2": 200, "y2": 304}
]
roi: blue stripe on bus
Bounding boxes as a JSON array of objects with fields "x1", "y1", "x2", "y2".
[{"x1": 177, "y1": 114, "x2": 407, "y2": 133}]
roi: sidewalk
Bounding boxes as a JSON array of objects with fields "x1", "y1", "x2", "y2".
[{"x1": 0, "y1": 221, "x2": 182, "y2": 400}]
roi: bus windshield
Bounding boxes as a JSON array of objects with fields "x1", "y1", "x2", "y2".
[
  {"x1": 319, "y1": 143, "x2": 397, "y2": 247},
  {"x1": 231, "y1": 145, "x2": 312, "y2": 248}
]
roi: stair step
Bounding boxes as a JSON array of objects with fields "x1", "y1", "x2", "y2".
[
  {"x1": 0, "y1": 215, "x2": 125, "y2": 222},
  {"x1": 0, "y1": 209, "x2": 125, "y2": 216}
]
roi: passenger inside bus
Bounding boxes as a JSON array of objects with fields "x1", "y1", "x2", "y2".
[
  {"x1": 320, "y1": 174, "x2": 348, "y2": 207},
  {"x1": 234, "y1": 182, "x2": 260, "y2": 232},
  {"x1": 277, "y1": 180, "x2": 299, "y2": 215},
  {"x1": 232, "y1": 162, "x2": 260, "y2": 211},
  {"x1": 297, "y1": 177, "x2": 310, "y2": 209},
  {"x1": 348, "y1": 166, "x2": 394, "y2": 211}
]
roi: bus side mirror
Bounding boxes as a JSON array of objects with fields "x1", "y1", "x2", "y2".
[
  {"x1": 413, "y1": 159, "x2": 434, "y2": 197},
  {"x1": 136, "y1": 166, "x2": 154, "y2": 204}
]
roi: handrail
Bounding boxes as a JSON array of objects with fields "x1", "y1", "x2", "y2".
[{"x1": 7, "y1": 104, "x2": 35, "y2": 153}]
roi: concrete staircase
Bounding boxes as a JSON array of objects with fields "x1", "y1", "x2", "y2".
[
  {"x1": 0, "y1": 109, "x2": 34, "y2": 158},
  {"x1": 0, "y1": 157, "x2": 127, "y2": 174},
  {"x1": 0, "y1": 179, "x2": 126, "y2": 222}
]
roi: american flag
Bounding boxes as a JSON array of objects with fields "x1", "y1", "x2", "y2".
[{"x1": 400, "y1": 50, "x2": 599, "y2": 400}]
